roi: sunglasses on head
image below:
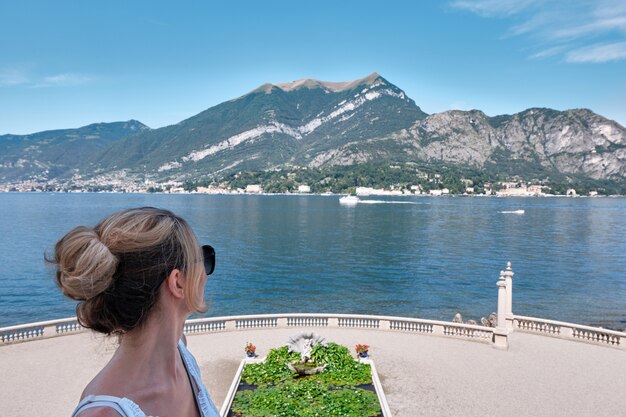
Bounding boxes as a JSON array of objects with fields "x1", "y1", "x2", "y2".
[{"x1": 202, "y1": 245, "x2": 216, "y2": 275}]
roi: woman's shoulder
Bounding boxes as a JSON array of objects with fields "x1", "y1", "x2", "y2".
[{"x1": 80, "y1": 357, "x2": 132, "y2": 399}]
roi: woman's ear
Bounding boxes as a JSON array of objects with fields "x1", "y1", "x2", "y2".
[{"x1": 165, "y1": 269, "x2": 185, "y2": 300}]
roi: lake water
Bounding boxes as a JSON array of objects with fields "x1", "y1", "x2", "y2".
[{"x1": 0, "y1": 193, "x2": 624, "y2": 330}]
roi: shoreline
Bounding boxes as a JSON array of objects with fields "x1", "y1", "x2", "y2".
[{"x1": 1, "y1": 190, "x2": 625, "y2": 198}]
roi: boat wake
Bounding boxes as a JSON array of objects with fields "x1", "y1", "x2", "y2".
[
  {"x1": 357, "y1": 200, "x2": 420, "y2": 205},
  {"x1": 339, "y1": 196, "x2": 423, "y2": 205},
  {"x1": 500, "y1": 209, "x2": 525, "y2": 214}
]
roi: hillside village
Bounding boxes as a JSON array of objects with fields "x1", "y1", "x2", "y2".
[{"x1": 0, "y1": 175, "x2": 597, "y2": 197}]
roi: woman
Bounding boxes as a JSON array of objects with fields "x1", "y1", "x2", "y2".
[{"x1": 50, "y1": 207, "x2": 220, "y2": 417}]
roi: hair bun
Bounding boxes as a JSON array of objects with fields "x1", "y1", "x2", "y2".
[
  {"x1": 53, "y1": 226, "x2": 118, "y2": 301},
  {"x1": 50, "y1": 207, "x2": 204, "y2": 335}
]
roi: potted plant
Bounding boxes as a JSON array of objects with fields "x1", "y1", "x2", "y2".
[
  {"x1": 245, "y1": 342, "x2": 256, "y2": 357},
  {"x1": 355, "y1": 344, "x2": 369, "y2": 358}
]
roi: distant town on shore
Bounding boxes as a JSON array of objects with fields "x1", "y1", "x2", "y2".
[{"x1": 1, "y1": 163, "x2": 621, "y2": 197}]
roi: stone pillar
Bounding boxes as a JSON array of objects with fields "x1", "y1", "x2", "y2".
[
  {"x1": 504, "y1": 261, "x2": 515, "y2": 331},
  {"x1": 432, "y1": 324, "x2": 445, "y2": 336},
  {"x1": 497, "y1": 278, "x2": 507, "y2": 329},
  {"x1": 499, "y1": 269, "x2": 506, "y2": 311},
  {"x1": 43, "y1": 324, "x2": 57, "y2": 339},
  {"x1": 493, "y1": 273, "x2": 509, "y2": 350}
]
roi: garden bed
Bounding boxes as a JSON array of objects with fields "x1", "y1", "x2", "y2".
[{"x1": 223, "y1": 343, "x2": 389, "y2": 417}]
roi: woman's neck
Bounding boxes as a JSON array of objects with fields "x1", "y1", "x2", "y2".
[{"x1": 111, "y1": 308, "x2": 186, "y2": 383}]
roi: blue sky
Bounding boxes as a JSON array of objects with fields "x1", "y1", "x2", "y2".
[{"x1": 1, "y1": 0, "x2": 625, "y2": 134}]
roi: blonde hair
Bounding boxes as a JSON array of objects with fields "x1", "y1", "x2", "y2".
[{"x1": 49, "y1": 207, "x2": 207, "y2": 334}]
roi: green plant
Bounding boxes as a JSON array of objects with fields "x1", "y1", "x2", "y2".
[
  {"x1": 233, "y1": 342, "x2": 381, "y2": 416},
  {"x1": 231, "y1": 380, "x2": 380, "y2": 417},
  {"x1": 240, "y1": 346, "x2": 300, "y2": 385}
]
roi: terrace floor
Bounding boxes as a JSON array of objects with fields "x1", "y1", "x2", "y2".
[{"x1": 1, "y1": 327, "x2": 624, "y2": 417}]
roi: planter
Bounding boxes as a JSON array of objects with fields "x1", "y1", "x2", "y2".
[
  {"x1": 355, "y1": 344, "x2": 369, "y2": 358},
  {"x1": 246, "y1": 351, "x2": 256, "y2": 358},
  {"x1": 225, "y1": 343, "x2": 391, "y2": 417}
]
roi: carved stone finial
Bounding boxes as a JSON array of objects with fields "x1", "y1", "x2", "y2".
[{"x1": 505, "y1": 261, "x2": 514, "y2": 278}]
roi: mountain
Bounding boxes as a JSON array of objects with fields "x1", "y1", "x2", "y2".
[
  {"x1": 92, "y1": 73, "x2": 427, "y2": 177},
  {"x1": 90, "y1": 73, "x2": 624, "y2": 182},
  {"x1": 2, "y1": 73, "x2": 626, "y2": 186},
  {"x1": 410, "y1": 108, "x2": 626, "y2": 179},
  {"x1": 0, "y1": 120, "x2": 149, "y2": 182}
]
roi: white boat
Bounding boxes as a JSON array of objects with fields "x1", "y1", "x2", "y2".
[
  {"x1": 339, "y1": 195, "x2": 360, "y2": 205},
  {"x1": 500, "y1": 209, "x2": 525, "y2": 214}
]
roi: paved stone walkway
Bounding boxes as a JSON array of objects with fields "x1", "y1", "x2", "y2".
[{"x1": 1, "y1": 328, "x2": 624, "y2": 416}]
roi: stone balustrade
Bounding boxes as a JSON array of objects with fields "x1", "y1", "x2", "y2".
[
  {"x1": 0, "y1": 323, "x2": 45, "y2": 343},
  {"x1": 2, "y1": 262, "x2": 624, "y2": 351},
  {"x1": 184, "y1": 320, "x2": 227, "y2": 334},
  {"x1": 0, "y1": 317, "x2": 81, "y2": 343},
  {"x1": 389, "y1": 319, "x2": 433, "y2": 333},
  {"x1": 1, "y1": 313, "x2": 496, "y2": 346},
  {"x1": 186, "y1": 313, "x2": 497, "y2": 346},
  {"x1": 234, "y1": 317, "x2": 278, "y2": 329},
  {"x1": 443, "y1": 324, "x2": 493, "y2": 340},
  {"x1": 513, "y1": 315, "x2": 624, "y2": 349},
  {"x1": 338, "y1": 316, "x2": 379, "y2": 328},
  {"x1": 2, "y1": 312, "x2": 624, "y2": 350},
  {"x1": 288, "y1": 316, "x2": 328, "y2": 327}
]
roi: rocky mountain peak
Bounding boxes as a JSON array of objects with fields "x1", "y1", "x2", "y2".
[{"x1": 252, "y1": 72, "x2": 387, "y2": 94}]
